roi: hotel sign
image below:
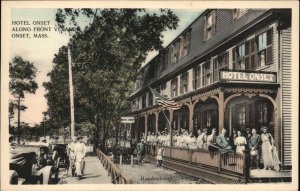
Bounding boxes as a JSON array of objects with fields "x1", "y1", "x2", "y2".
[
  {"x1": 220, "y1": 71, "x2": 276, "y2": 83},
  {"x1": 121, "y1": 116, "x2": 135, "y2": 124}
]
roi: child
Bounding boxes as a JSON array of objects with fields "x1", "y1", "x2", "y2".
[{"x1": 156, "y1": 146, "x2": 164, "y2": 167}]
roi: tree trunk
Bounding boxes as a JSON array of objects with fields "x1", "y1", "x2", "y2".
[{"x1": 17, "y1": 95, "x2": 21, "y2": 144}]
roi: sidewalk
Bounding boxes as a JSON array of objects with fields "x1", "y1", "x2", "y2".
[{"x1": 59, "y1": 151, "x2": 112, "y2": 184}]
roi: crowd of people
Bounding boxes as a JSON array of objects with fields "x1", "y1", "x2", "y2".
[{"x1": 142, "y1": 126, "x2": 281, "y2": 171}]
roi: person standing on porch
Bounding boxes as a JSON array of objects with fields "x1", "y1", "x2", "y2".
[
  {"x1": 207, "y1": 128, "x2": 217, "y2": 145},
  {"x1": 156, "y1": 146, "x2": 165, "y2": 167},
  {"x1": 216, "y1": 128, "x2": 232, "y2": 154},
  {"x1": 234, "y1": 130, "x2": 247, "y2": 155},
  {"x1": 261, "y1": 126, "x2": 275, "y2": 170},
  {"x1": 230, "y1": 128, "x2": 237, "y2": 152},
  {"x1": 248, "y1": 128, "x2": 261, "y2": 169},
  {"x1": 197, "y1": 128, "x2": 207, "y2": 150}
]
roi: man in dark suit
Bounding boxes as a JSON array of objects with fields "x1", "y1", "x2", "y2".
[
  {"x1": 216, "y1": 128, "x2": 232, "y2": 154},
  {"x1": 248, "y1": 128, "x2": 261, "y2": 169}
]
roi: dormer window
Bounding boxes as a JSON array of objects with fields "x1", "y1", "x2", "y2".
[
  {"x1": 180, "y1": 30, "x2": 191, "y2": 57},
  {"x1": 204, "y1": 10, "x2": 216, "y2": 41},
  {"x1": 233, "y1": 9, "x2": 249, "y2": 20},
  {"x1": 171, "y1": 40, "x2": 180, "y2": 64}
]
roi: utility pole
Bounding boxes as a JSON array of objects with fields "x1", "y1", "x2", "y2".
[{"x1": 68, "y1": 47, "x2": 75, "y2": 138}]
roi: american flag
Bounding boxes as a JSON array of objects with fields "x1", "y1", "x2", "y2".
[{"x1": 149, "y1": 87, "x2": 180, "y2": 110}]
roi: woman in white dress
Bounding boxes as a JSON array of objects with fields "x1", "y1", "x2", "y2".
[
  {"x1": 188, "y1": 132, "x2": 197, "y2": 150},
  {"x1": 74, "y1": 137, "x2": 86, "y2": 179},
  {"x1": 261, "y1": 127, "x2": 274, "y2": 170},
  {"x1": 156, "y1": 146, "x2": 165, "y2": 166},
  {"x1": 234, "y1": 131, "x2": 247, "y2": 155}
]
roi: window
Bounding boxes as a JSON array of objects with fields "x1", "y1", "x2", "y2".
[
  {"x1": 180, "y1": 72, "x2": 189, "y2": 94},
  {"x1": 256, "y1": 28, "x2": 273, "y2": 68},
  {"x1": 213, "y1": 51, "x2": 229, "y2": 82},
  {"x1": 202, "y1": 60, "x2": 211, "y2": 86},
  {"x1": 206, "y1": 111, "x2": 211, "y2": 128},
  {"x1": 160, "y1": 82, "x2": 167, "y2": 97},
  {"x1": 234, "y1": 43, "x2": 246, "y2": 70},
  {"x1": 171, "y1": 40, "x2": 180, "y2": 64},
  {"x1": 180, "y1": 31, "x2": 191, "y2": 57},
  {"x1": 204, "y1": 11, "x2": 216, "y2": 41},
  {"x1": 163, "y1": 52, "x2": 168, "y2": 70},
  {"x1": 193, "y1": 65, "x2": 201, "y2": 90},
  {"x1": 232, "y1": 28, "x2": 273, "y2": 71},
  {"x1": 142, "y1": 94, "x2": 146, "y2": 108},
  {"x1": 233, "y1": 9, "x2": 248, "y2": 20},
  {"x1": 238, "y1": 106, "x2": 246, "y2": 126},
  {"x1": 257, "y1": 102, "x2": 268, "y2": 126},
  {"x1": 148, "y1": 91, "x2": 153, "y2": 106},
  {"x1": 171, "y1": 78, "x2": 178, "y2": 97}
]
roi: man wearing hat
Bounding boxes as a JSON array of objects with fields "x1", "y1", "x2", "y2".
[{"x1": 248, "y1": 128, "x2": 261, "y2": 169}]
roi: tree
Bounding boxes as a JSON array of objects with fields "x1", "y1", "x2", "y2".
[
  {"x1": 44, "y1": 9, "x2": 179, "y2": 147},
  {"x1": 9, "y1": 56, "x2": 38, "y2": 144}
]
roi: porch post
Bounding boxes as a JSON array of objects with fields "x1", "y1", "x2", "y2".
[
  {"x1": 135, "y1": 116, "x2": 139, "y2": 142},
  {"x1": 155, "y1": 111, "x2": 159, "y2": 134},
  {"x1": 144, "y1": 114, "x2": 148, "y2": 141},
  {"x1": 218, "y1": 90, "x2": 225, "y2": 133},
  {"x1": 169, "y1": 109, "x2": 174, "y2": 146},
  {"x1": 188, "y1": 102, "x2": 194, "y2": 132}
]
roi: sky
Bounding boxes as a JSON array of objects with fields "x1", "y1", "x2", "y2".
[{"x1": 9, "y1": 8, "x2": 202, "y2": 126}]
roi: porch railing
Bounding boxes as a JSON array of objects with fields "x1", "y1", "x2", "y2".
[
  {"x1": 145, "y1": 145, "x2": 250, "y2": 180},
  {"x1": 96, "y1": 148, "x2": 132, "y2": 184}
]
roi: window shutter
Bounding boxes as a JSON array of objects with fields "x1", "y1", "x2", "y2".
[
  {"x1": 192, "y1": 69, "x2": 195, "y2": 90},
  {"x1": 245, "y1": 40, "x2": 251, "y2": 70},
  {"x1": 232, "y1": 47, "x2": 236, "y2": 69},
  {"x1": 213, "y1": 57, "x2": 218, "y2": 82},
  {"x1": 250, "y1": 38, "x2": 256, "y2": 69},
  {"x1": 211, "y1": 11, "x2": 216, "y2": 36},
  {"x1": 171, "y1": 45, "x2": 175, "y2": 64},
  {"x1": 225, "y1": 51, "x2": 229, "y2": 69},
  {"x1": 187, "y1": 32, "x2": 191, "y2": 53},
  {"x1": 266, "y1": 46, "x2": 273, "y2": 65},
  {"x1": 203, "y1": 16, "x2": 207, "y2": 41},
  {"x1": 266, "y1": 28, "x2": 273, "y2": 65},
  {"x1": 179, "y1": 36, "x2": 184, "y2": 59},
  {"x1": 267, "y1": 28, "x2": 273, "y2": 46}
]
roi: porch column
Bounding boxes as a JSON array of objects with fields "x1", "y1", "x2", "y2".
[
  {"x1": 169, "y1": 109, "x2": 174, "y2": 146},
  {"x1": 135, "y1": 116, "x2": 139, "y2": 142},
  {"x1": 218, "y1": 90, "x2": 225, "y2": 133},
  {"x1": 155, "y1": 111, "x2": 159, "y2": 133},
  {"x1": 229, "y1": 106, "x2": 232, "y2": 134},
  {"x1": 188, "y1": 102, "x2": 194, "y2": 132},
  {"x1": 144, "y1": 114, "x2": 148, "y2": 141}
]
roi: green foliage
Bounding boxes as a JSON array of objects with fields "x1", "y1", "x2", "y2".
[
  {"x1": 44, "y1": 9, "x2": 179, "y2": 145},
  {"x1": 9, "y1": 56, "x2": 38, "y2": 143},
  {"x1": 9, "y1": 56, "x2": 38, "y2": 98}
]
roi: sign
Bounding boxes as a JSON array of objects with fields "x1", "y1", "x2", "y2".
[
  {"x1": 220, "y1": 71, "x2": 276, "y2": 83},
  {"x1": 121, "y1": 116, "x2": 135, "y2": 124}
]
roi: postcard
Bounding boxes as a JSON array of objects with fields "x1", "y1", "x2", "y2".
[{"x1": 1, "y1": 1, "x2": 299, "y2": 191}]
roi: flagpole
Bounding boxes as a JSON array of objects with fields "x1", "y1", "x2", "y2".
[
  {"x1": 162, "y1": 110, "x2": 171, "y2": 126},
  {"x1": 68, "y1": 47, "x2": 75, "y2": 139}
]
